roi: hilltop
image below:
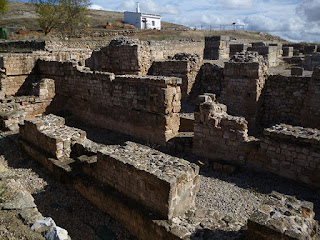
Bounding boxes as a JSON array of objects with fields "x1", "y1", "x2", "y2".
[{"x1": 0, "y1": 1, "x2": 286, "y2": 42}]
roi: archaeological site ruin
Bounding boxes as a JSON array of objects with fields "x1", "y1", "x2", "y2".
[{"x1": 0, "y1": 35, "x2": 320, "y2": 239}]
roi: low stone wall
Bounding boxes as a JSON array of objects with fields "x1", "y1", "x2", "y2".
[
  {"x1": 255, "y1": 124, "x2": 320, "y2": 186},
  {"x1": 20, "y1": 115, "x2": 86, "y2": 159},
  {"x1": 20, "y1": 114, "x2": 200, "y2": 226},
  {"x1": 150, "y1": 53, "x2": 202, "y2": 99},
  {"x1": 97, "y1": 142, "x2": 199, "y2": 220},
  {"x1": 229, "y1": 43, "x2": 251, "y2": 57},
  {"x1": 0, "y1": 40, "x2": 46, "y2": 53},
  {"x1": 193, "y1": 99, "x2": 253, "y2": 165},
  {"x1": 248, "y1": 191, "x2": 319, "y2": 239},
  {"x1": 37, "y1": 60, "x2": 181, "y2": 145},
  {"x1": 193, "y1": 98, "x2": 320, "y2": 187}
]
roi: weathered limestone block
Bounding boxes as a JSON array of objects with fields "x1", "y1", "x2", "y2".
[
  {"x1": 20, "y1": 114, "x2": 86, "y2": 159},
  {"x1": 97, "y1": 141, "x2": 200, "y2": 220},
  {"x1": 204, "y1": 36, "x2": 230, "y2": 61},
  {"x1": 248, "y1": 192, "x2": 319, "y2": 240}
]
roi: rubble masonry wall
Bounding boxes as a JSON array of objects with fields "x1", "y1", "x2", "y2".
[{"x1": 37, "y1": 60, "x2": 181, "y2": 145}]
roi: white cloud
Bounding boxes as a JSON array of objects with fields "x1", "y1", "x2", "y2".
[
  {"x1": 89, "y1": 4, "x2": 104, "y2": 10},
  {"x1": 297, "y1": 0, "x2": 320, "y2": 22},
  {"x1": 215, "y1": 0, "x2": 256, "y2": 10},
  {"x1": 117, "y1": 0, "x2": 180, "y2": 15},
  {"x1": 90, "y1": 0, "x2": 320, "y2": 42}
]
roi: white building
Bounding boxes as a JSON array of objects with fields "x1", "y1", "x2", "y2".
[{"x1": 124, "y1": 2, "x2": 161, "y2": 30}]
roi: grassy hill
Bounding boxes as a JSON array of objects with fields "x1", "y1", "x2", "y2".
[
  {"x1": 0, "y1": 1, "x2": 286, "y2": 43},
  {"x1": 0, "y1": 1, "x2": 187, "y2": 30}
]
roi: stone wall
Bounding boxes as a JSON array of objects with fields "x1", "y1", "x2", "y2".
[
  {"x1": 97, "y1": 143, "x2": 200, "y2": 220},
  {"x1": 149, "y1": 40, "x2": 204, "y2": 60},
  {"x1": 20, "y1": 114, "x2": 86, "y2": 159},
  {"x1": 219, "y1": 52, "x2": 268, "y2": 133},
  {"x1": 304, "y1": 53, "x2": 320, "y2": 71},
  {"x1": 260, "y1": 75, "x2": 311, "y2": 128},
  {"x1": 0, "y1": 78, "x2": 55, "y2": 131},
  {"x1": 247, "y1": 45, "x2": 278, "y2": 67},
  {"x1": 301, "y1": 67, "x2": 320, "y2": 129},
  {"x1": 254, "y1": 124, "x2": 320, "y2": 186},
  {"x1": 87, "y1": 37, "x2": 151, "y2": 75},
  {"x1": 282, "y1": 46, "x2": 293, "y2": 57},
  {"x1": 37, "y1": 60, "x2": 181, "y2": 145},
  {"x1": 0, "y1": 40, "x2": 46, "y2": 53},
  {"x1": 150, "y1": 53, "x2": 202, "y2": 99},
  {"x1": 20, "y1": 114, "x2": 200, "y2": 221},
  {"x1": 203, "y1": 36, "x2": 230, "y2": 61},
  {"x1": 193, "y1": 98, "x2": 320, "y2": 187},
  {"x1": 0, "y1": 51, "x2": 92, "y2": 98},
  {"x1": 229, "y1": 43, "x2": 251, "y2": 57},
  {"x1": 189, "y1": 63, "x2": 224, "y2": 101},
  {"x1": 193, "y1": 99, "x2": 254, "y2": 165}
]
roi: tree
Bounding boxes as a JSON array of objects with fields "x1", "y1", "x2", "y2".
[
  {"x1": 59, "y1": 0, "x2": 91, "y2": 36},
  {"x1": 30, "y1": 0, "x2": 90, "y2": 35},
  {"x1": 0, "y1": 0, "x2": 8, "y2": 14}
]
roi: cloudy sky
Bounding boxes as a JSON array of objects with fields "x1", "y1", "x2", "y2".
[{"x1": 87, "y1": 0, "x2": 320, "y2": 43}]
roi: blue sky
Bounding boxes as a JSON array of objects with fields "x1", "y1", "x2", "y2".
[{"x1": 15, "y1": 0, "x2": 320, "y2": 42}]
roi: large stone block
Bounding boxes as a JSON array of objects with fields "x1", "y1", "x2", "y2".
[{"x1": 97, "y1": 142, "x2": 200, "y2": 220}]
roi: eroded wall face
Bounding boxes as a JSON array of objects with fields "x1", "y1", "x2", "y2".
[{"x1": 37, "y1": 60, "x2": 181, "y2": 145}]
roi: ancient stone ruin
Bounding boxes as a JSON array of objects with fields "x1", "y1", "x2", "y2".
[{"x1": 0, "y1": 37, "x2": 319, "y2": 239}]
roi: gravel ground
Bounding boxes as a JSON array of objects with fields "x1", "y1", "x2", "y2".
[
  {"x1": 0, "y1": 125, "x2": 319, "y2": 240},
  {"x1": 0, "y1": 132, "x2": 133, "y2": 240}
]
